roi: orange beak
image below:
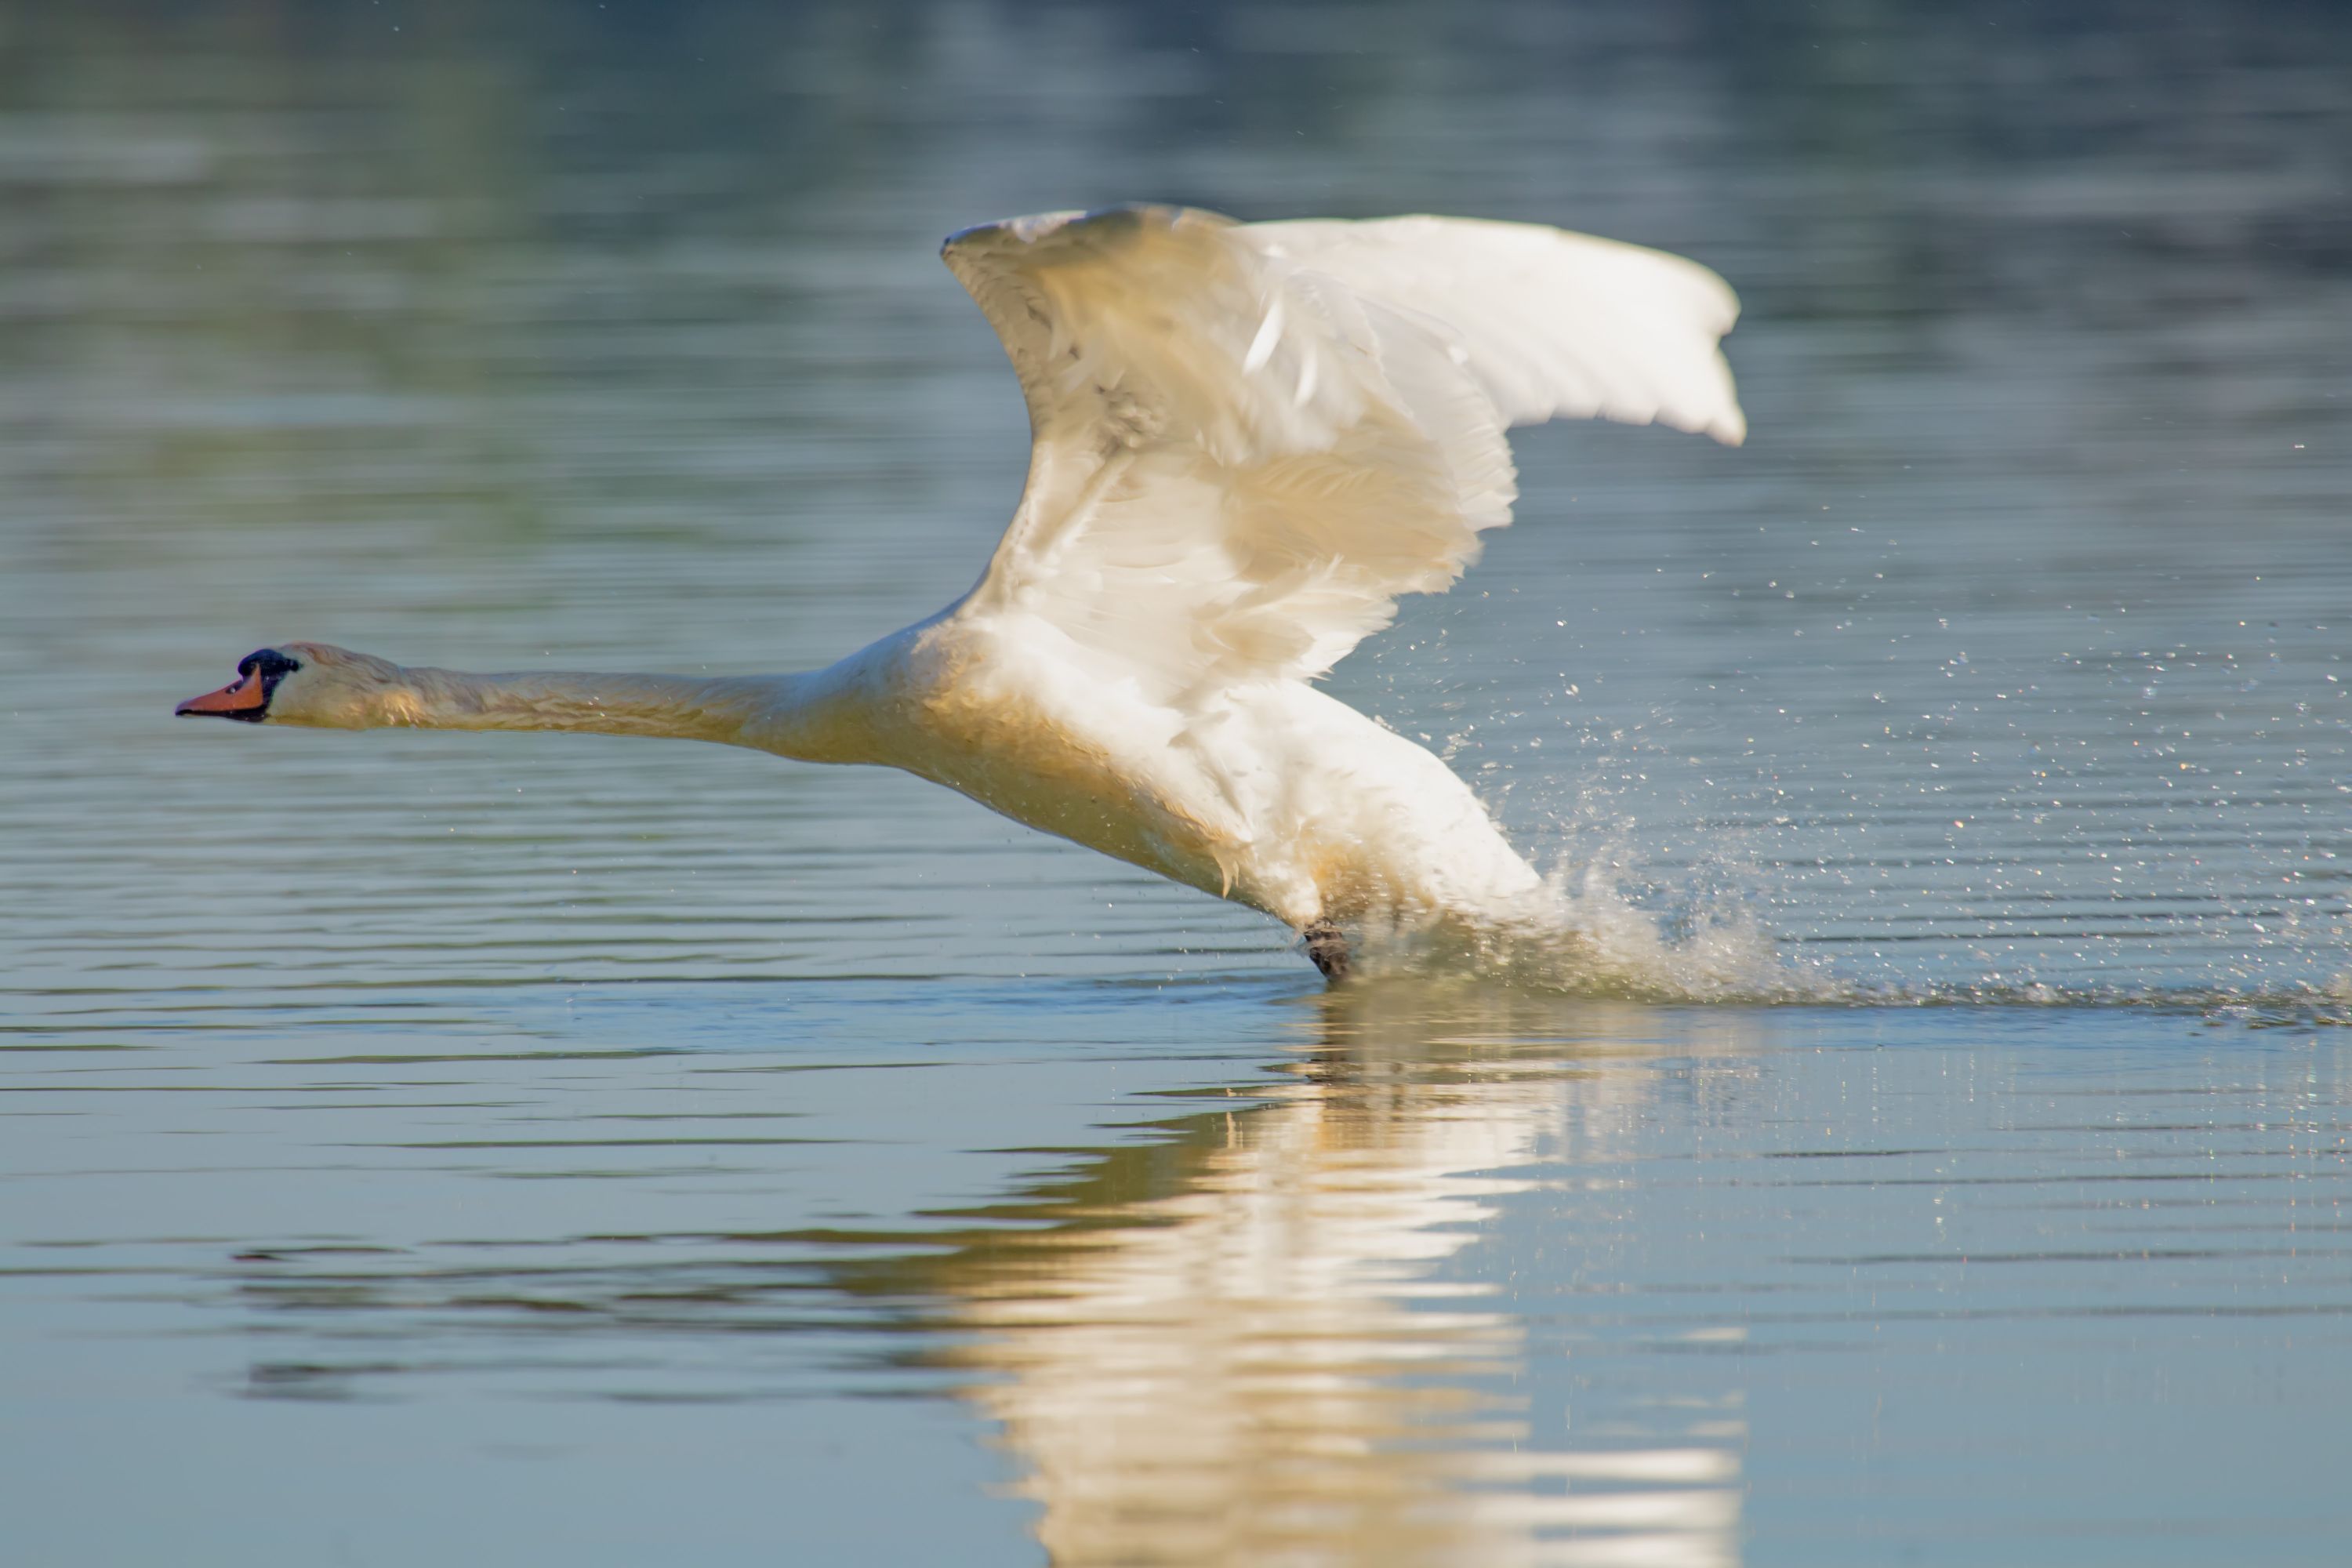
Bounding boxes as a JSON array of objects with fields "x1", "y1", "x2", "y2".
[{"x1": 176, "y1": 672, "x2": 267, "y2": 718}]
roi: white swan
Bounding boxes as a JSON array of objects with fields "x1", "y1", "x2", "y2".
[{"x1": 176, "y1": 205, "x2": 1744, "y2": 978}]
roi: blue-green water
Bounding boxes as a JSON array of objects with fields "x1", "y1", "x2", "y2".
[{"x1": 3, "y1": 3, "x2": 2348, "y2": 1564}]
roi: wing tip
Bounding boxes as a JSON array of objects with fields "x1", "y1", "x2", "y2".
[
  {"x1": 941, "y1": 203, "x2": 1229, "y2": 265},
  {"x1": 942, "y1": 208, "x2": 1087, "y2": 258},
  {"x1": 1663, "y1": 392, "x2": 1748, "y2": 448}
]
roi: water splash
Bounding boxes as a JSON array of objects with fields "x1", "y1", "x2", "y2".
[
  {"x1": 1345, "y1": 844, "x2": 2352, "y2": 1023},
  {"x1": 1341, "y1": 848, "x2": 1824, "y2": 1003}
]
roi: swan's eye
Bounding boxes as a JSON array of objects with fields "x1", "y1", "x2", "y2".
[{"x1": 239, "y1": 648, "x2": 302, "y2": 683}]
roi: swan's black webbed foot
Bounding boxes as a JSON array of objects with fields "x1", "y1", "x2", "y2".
[{"x1": 1302, "y1": 920, "x2": 1351, "y2": 982}]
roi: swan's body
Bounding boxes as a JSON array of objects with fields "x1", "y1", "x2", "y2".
[{"x1": 178, "y1": 205, "x2": 1743, "y2": 976}]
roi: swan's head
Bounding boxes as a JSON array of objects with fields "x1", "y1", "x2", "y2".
[{"x1": 175, "y1": 642, "x2": 409, "y2": 728}]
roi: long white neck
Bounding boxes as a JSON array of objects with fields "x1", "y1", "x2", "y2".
[{"x1": 300, "y1": 660, "x2": 875, "y2": 764}]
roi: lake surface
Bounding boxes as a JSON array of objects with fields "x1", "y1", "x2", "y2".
[{"x1": 3, "y1": 2, "x2": 2348, "y2": 1563}]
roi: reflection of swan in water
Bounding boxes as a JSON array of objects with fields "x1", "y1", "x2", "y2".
[
  {"x1": 175, "y1": 205, "x2": 1742, "y2": 978},
  {"x1": 227, "y1": 986, "x2": 1758, "y2": 1565},
  {"x1": 841, "y1": 986, "x2": 1759, "y2": 1568}
]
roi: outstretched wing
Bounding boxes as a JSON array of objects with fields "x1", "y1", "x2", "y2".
[
  {"x1": 1246, "y1": 214, "x2": 1744, "y2": 445},
  {"x1": 942, "y1": 204, "x2": 1740, "y2": 703}
]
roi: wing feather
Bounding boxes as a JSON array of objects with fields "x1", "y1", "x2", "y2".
[
  {"x1": 940, "y1": 204, "x2": 1740, "y2": 701},
  {"x1": 1244, "y1": 214, "x2": 1744, "y2": 444}
]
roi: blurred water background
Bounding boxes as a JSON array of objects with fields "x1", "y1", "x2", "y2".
[{"x1": 2, "y1": 2, "x2": 2348, "y2": 1563}]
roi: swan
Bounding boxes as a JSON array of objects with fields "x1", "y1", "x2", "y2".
[{"x1": 175, "y1": 205, "x2": 1744, "y2": 978}]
